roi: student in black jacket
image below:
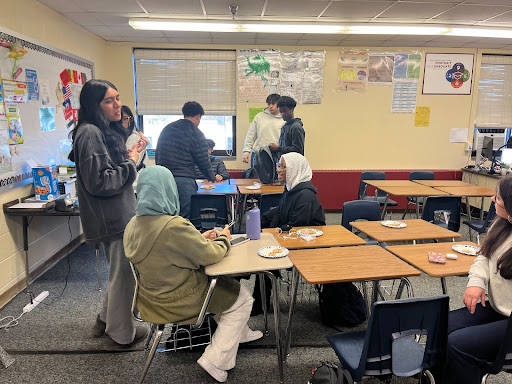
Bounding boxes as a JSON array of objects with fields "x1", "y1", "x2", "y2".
[
  {"x1": 268, "y1": 96, "x2": 305, "y2": 157},
  {"x1": 155, "y1": 101, "x2": 214, "y2": 219},
  {"x1": 253, "y1": 152, "x2": 325, "y2": 315}
]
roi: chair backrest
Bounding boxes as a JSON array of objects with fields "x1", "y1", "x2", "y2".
[
  {"x1": 260, "y1": 193, "x2": 283, "y2": 215},
  {"x1": 356, "y1": 295, "x2": 449, "y2": 379},
  {"x1": 483, "y1": 313, "x2": 512, "y2": 376},
  {"x1": 421, "y1": 196, "x2": 462, "y2": 232},
  {"x1": 409, "y1": 171, "x2": 434, "y2": 181},
  {"x1": 242, "y1": 167, "x2": 258, "y2": 179},
  {"x1": 484, "y1": 201, "x2": 497, "y2": 227},
  {"x1": 342, "y1": 200, "x2": 381, "y2": 231},
  {"x1": 358, "y1": 171, "x2": 386, "y2": 200},
  {"x1": 190, "y1": 195, "x2": 229, "y2": 230}
]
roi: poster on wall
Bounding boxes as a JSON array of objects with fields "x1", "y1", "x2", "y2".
[
  {"x1": 337, "y1": 50, "x2": 369, "y2": 93},
  {"x1": 393, "y1": 53, "x2": 421, "y2": 80},
  {"x1": 2, "y1": 80, "x2": 28, "y2": 103},
  {"x1": 422, "y1": 53, "x2": 474, "y2": 95},
  {"x1": 5, "y1": 103, "x2": 23, "y2": 144},
  {"x1": 237, "y1": 49, "x2": 281, "y2": 102},
  {"x1": 368, "y1": 54, "x2": 394, "y2": 85},
  {"x1": 25, "y1": 69, "x2": 39, "y2": 101}
]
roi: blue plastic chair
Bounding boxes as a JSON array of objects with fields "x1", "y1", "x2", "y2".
[
  {"x1": 462, "y1": 201, "x2": 496, "y2": 245},
  {"x1": 342, "y1": 200, "x2": 381, "y2": 245},
  {"x1": 421, "y1": 195, "x2": 462, "y2": 233},
  {"x1": 358, "y1": 171, "x2": 398, "y2": 208},
  {"x1": 327, "y1": 295, "x2": 449, "y2": 384},
  {"x1": 481, "y1": 313, "x2": 512, "y2": 383},
  {"x1": 402, "y1": 171, "x2": 435, "y2": 219},
  {"x1": 190, "y1": 195, "x2": 229, "y2": 230}
]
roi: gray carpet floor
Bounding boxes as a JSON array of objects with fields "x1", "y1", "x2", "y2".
[{"x1": 0, "y1": 212, "x2": 510, "y2": 383}]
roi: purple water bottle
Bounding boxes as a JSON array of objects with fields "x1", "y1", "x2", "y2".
[{"x1": 246, "y1": 204, "x2": 261, "y2": 240}]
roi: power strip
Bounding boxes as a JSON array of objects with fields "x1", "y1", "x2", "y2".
[{"x1": 23, "y1": 291, "x2": 49, "y2": 313}]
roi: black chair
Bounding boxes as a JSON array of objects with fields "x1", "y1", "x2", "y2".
[
  {"x1": 259, "y1": 193, "x2": 283, "y2": 216},
  {"x1": 421, "y1": 195, "x2": 462, "y2": 233},
  {"x1": 402, "y1": 171, "x2": 435, "y2": 220},
  {"x1": 341, "y1": 200, "x2": 381, "y2": 245},
  {"x1": 190, "y1": 195, "x2": 229, "y2": 230},
  {"x1": 462, "y1": 201, "x2": 496, "y2": 245},
  {"x1": 358, "y1": 171, "x2": 398, "y2": 214},
  {"x1": 481, "y1": 314, "x2": 512, "y2": 383},
  {"x1": 327, "y1": 295, "x2": 450, "y2": 384}
]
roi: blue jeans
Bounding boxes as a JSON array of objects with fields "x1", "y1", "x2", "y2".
[
  {"x1": 442, "y1": 302, "x2": 508, "y2": 384},
  {"x1": 174, "y1": 177, "x2": 197, "y2": 220}
]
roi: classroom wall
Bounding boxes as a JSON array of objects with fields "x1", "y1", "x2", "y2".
[
  {"x1": 0, "y1": 0, "x2": 107, "y2": 303},
  {"x1": 104, "y1": 42, "x2": 512, "y2": 171}
]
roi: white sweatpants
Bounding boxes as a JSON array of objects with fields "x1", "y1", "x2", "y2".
[{"x1": 202, "y1": 284, "x2": 254, "y2": 370}]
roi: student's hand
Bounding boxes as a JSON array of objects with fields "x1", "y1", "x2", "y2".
[
  {"x1": 136, "y1": 132, "x2": 150, "y2": 152},
  {"x1": 269, "y1": 143, "x2": 279, "y2": 151},
  {"x1": 463, "y1": 286, "x2": 486, "y2": 314},
  {"x1": 215, "y1": 174, "x2": 223, "y2": 182},
  {"x1": 202, "y1": 230, "x2": 216, "y2": 240},
  {"x1": 242, "y1": 153, "x2": 250, "y2": 163},
  {"x1": 215, "y1": 224, "x2": 232, "y2": 240},
  {"x1": 128, "y1": 147, "x2": 140, "y2": 163}
]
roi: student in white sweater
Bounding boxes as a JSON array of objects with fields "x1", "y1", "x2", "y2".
[
  {"x1": 441, "y1": 176, "x2": 512, "y2": 384},
  {"x1": 242, "y1": 94, "x2": 282, "y2": 166}
]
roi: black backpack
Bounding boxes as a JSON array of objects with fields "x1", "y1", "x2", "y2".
[
  {"x1": 308, "y1": 361, "x2": 346, "y2": 384},
  {"x1": 318, "y1": 282, "x2": 367, "y2": 328},
  {"x1": 253, "y1": 146, "x2": 277, "y2": 184}
]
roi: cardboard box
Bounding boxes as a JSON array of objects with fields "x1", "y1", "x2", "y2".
[{"x1": 32, "y1": 165, "x2": 60, "y2": 200}]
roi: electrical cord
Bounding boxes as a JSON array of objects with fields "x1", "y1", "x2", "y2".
[{"x1": 0, "y1": 312, "x2": 24, "y2": 330}]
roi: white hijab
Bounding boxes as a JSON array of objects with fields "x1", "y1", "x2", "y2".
[{"x1": 281, "y1": 152, "x2": 312, "y2": 191}]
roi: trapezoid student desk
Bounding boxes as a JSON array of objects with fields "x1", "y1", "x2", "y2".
[{"x1": 3, "y1": 198, "x2": 102, "y2": 303}]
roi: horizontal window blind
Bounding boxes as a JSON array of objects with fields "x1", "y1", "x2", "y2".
[
  {"x1": 475, "y1": 55, "x2": 512, "y2": 128},
  {"x1": 134, "y1": 49, "x2": 236, "y2": 115}
]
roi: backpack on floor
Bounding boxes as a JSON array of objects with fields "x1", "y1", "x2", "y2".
[
  {"x1": 253, "y1": 145, "x2": 276, "y2": 184},
  {"x1": 308, "y1": 361, "x2": 346, "y2": 384},
  {"x1": 318, "y1": 282, "x2": 367, "y2": 328}
]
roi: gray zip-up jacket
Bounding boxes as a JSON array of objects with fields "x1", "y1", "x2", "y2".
[{"x1": 74, "y1": 123, "x2": 137, "y2": 244}]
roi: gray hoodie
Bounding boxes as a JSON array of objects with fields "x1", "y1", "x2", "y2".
[{"x1": 243, "y1": 107, "x2": 283, "y2": 155}]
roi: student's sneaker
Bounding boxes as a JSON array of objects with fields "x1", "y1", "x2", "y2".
[
  {"x1": 92, "y1": 314, "x2": 106, "y2": 337},
  {"x1": 197, "y1": 356, "x2": 228, "y2": 383},
  {"x1": 240, "y1": 329, "x2": 263, "y2": 343}
]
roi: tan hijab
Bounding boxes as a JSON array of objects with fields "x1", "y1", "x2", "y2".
[{"x1": 281, "y1": 152, "x2": 312, "y2": 191}]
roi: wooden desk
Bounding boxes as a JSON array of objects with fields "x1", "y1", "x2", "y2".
[
  {"x1": 413, "y1": 180, "x2": 473, "y2": 187},
  {"x1": 229, "y1": 178, "x2": 260, "y2": 185},
  {"x1": 350, "y1": 219, "x2": 462, "y2": 243},
  {"x1": 205, "y1": 233, "x2": 292, "y2": 383},
  {"x1": 363, "y1": 180, "x2": 417, "y2": 187},
  {"x1": 237, "y1": 184, "x2": 284, "y2": 195},
  {"x1": 262, "y1": 225, "x2": 366, "y2": 249},
  {"x1": 434, "y1": 185, "x2": 495, "y2": 220},
  {"x1": 386, "y1": 241, "x2": 479, "y2": 293}
]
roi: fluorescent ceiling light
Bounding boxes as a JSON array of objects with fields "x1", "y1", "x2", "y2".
[{"x1": 129, "y1": 19, "x2": 512, "y2": 39}]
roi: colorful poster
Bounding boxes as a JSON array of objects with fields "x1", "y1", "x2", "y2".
[
  {"x1": 39, "y1": 107, "x2": 55, "y2": 132},
  {"x1": 393, "y1": 53, "x2": 422, "y2": 80},
  {"x1": 368, "y1": 55, "x2": 394, "y2": 85},
  {"x1": 415, "y1": 106, "x2": 431, "y2": 127},
  {"x1": 337, "y1": 51, "x2": 369, "y2": 93},
  {"x1": 237, "y1": 49, "x2": 281, "y2": 102},
  {"x1": 5, "y1": 103, "x2": 23, "y2": 144},
  {"x1": 2, "y1": 80, "x2": 28, "y2": 103},
  {"x1": 249, "y1": 107, "x2": 264, "y2": 123},
  {"x1": 25, "y1": 69, "x2": 39, "y2": 101},
  {"x1": 40, "y1": 79, "x2": 50, "y2": 105},
  {"x1": 407, "y1": 54, "x2": 422, "y2": 79},
  {"x1": 391, "y1": 80, "x2": 418, "y2": 113},
  {"x1": 0, "y1": 75, "x2": 4, "y2": 116},
  {"x1": 422, "y1": 53, "x2": 474, "y2": 95}
]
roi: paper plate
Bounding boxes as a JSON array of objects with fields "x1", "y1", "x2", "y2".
[
  {"x1": 381, "y1": 220, "x2": 407, "y2": 229},
  {"x1": 296, "y1": 228, "x2": 323, "y2": 237},
  {"x1": 452, "y1": 244, "x2": 480, "y2": 256},
  {"x1": 258, "y1": 246, "x2": 289, "y2": 259},
  {"x1": 245, "y1": 185, "x2": 261, "y2": 190},
  {"x1": 200, "y1": 185, "x2": 215, "y2": 190}
]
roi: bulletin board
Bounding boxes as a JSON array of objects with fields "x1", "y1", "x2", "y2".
[{"x1": 0, "y1": 27, "x2": 93, "y2": 191}]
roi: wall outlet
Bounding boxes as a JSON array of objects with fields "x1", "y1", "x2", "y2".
[
  {"x1": 23, "y1": 291, "x2": 49, "y2": 313},
  {"x1": 465, "y1": 143, "x2": 473, "y2": 152}
]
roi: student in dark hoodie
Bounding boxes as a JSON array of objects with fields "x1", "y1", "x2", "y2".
[
  {"x1": 253, "y1": 153, "x2": 325, "y2": 315},
  {"x1": 268, "y1": 96, "x2": 305, "y2": 157}
]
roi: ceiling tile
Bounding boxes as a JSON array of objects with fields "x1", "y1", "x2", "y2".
[
  {"x1": 203, "y1": 0, "x2": 265, "y2": 17},
  {"x1": 94, "y1": 13, "x2": 147, "y2": 26},
  {"x1": 211, "y1": 38, "x2": 257, "y2": 45},
  {"x1": 70, "y1": 0, "x2": 143, "y2": 13},
  {"x1": 162, "y1": 31, "x2": 212, "y2": 39},
  {"x1": 108, "y1": 26, "x2": 166, "y2": 38},
  {"x1": 298, "y1": 39, "x2": 342, "y2": 46},
  {"x1": 427, "y1": 36, "x2": 481, "y2": 44},
  {"x1": 255, "y1": 39, "x2": 300, "y2": 45},
  {"x1": 264, "y1": 0, "x2": 330, "y2": 18},
  {"x1": 139, "y1": 0, "x2": 204, "y2": 14},
  {"x1": 463, "y1": 0, "x2": 512, "y2": 5},
  {"x1": 377, "y1": 2, "x2": 455, "y2": 20},
  {"x1": 431, "y1": 5, "x2": 512, "y2": 22},
  {"x1": 168, "y1": 37, "x2": 214, "y2": 44},
  {"x1": 480, "y1": 10, "x2": 512, "y2": 23},
  {"x1": 422, "y1": 40, "x2": 471, "y2": 47},
  {"x1": 82, "y1": 26, "x2": 116, "y2": 37},
  {"x1": 62, "y1": 12, "x2": 104, "y2": 26},
  {"x1": 462, "y1": 41, "x2": 511, "y2": 49},
  {"x1": 38, "y1": 0, "x2": 85, "y2": 13},
  {"x1": 342, "y1": 34, "x2": 392, "y2": 41},
  {"x1": 378, "y1": 40, "x2": 424, "y2": 47},
  {"x1": 322, "y1": 1, "x2": 395, "y2": 19},
  {"x1": 210, "y1": 32, "x2": 258, "y2": 39},
  {"x1": 115, "y1": 36, "x2": 170, "y2": 43}
]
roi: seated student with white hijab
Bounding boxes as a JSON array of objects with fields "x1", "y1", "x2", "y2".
[
  {"x1": 123, "y1": 166, "x2": 262, "y2": 383},
  {"x1": 252, "y1": 153, "x2": 325, "y2": 316}
]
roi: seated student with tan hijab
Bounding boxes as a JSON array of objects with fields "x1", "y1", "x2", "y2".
[
  {"x1": 253, "y1": 153, "x2": 325, "y2": 315},
  {"x1": 123, "y1": 166, "x2": 262, "y2": 383}
]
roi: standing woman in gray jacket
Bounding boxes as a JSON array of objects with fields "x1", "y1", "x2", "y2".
[{"x1": 68, "y1": 79, "x2": 149, "y2": 347}]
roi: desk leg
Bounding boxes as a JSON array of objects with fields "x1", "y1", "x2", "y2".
[
  {"x1": 466, "y1": 197, "x2": 471, "y2": 220},
  {"x1": 264, "y1": 271, "x2": 284, "y2": 384},
  {"x1": 95, "y1": 245, "x2": 102, "y2": 291},
  {"x1": 480, "y1": 197, "x2": 485, "y2": 220},
  {"x1": 259, "y1": 273, "x2": 269, "y2": 335},
  {"x1": 22, "y1": 216, "x2": 33, "y2": 303},
  {"x1": 381, "y1": 193, "x2": 389, "y2": 220},
  {"x1": 371, "y1": 280, "x2": 379, "y2": 305},
  {"x1": 440, "y1": 277, "x2": 447, "y2": 295},
  {"x1": 238, "y1": 195, "x2": 248, "y2": 233},
  {"x1": 282, "y1": 267, "x2": 299, "y2": 363}
]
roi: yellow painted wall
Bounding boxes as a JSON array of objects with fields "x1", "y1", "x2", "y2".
[{"x1": 0, "y1": 0, "x2": 106, "y2": 301}]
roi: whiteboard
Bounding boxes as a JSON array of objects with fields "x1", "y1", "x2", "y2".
[{"x1": 0, "y1": 27, "x2": 93, "y2": 191}]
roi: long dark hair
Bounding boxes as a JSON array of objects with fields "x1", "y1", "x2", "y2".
[
  {"x1": 121, "y1": 105, "x2": 137, "y2": 135},
  {"x1": 68, "y1": 79, "x2": 128, "y2": 164},
  {"x1": 479, "y1": 175, "x2": 512, "y2": 279}
]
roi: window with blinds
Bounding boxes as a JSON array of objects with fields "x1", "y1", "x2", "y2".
[
  {"x1": 133, "y1": 49, "x2": 237, "y2": 155},
  {"x1": 476, "y1": 55, "x2": 512, "y2": 128}
]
